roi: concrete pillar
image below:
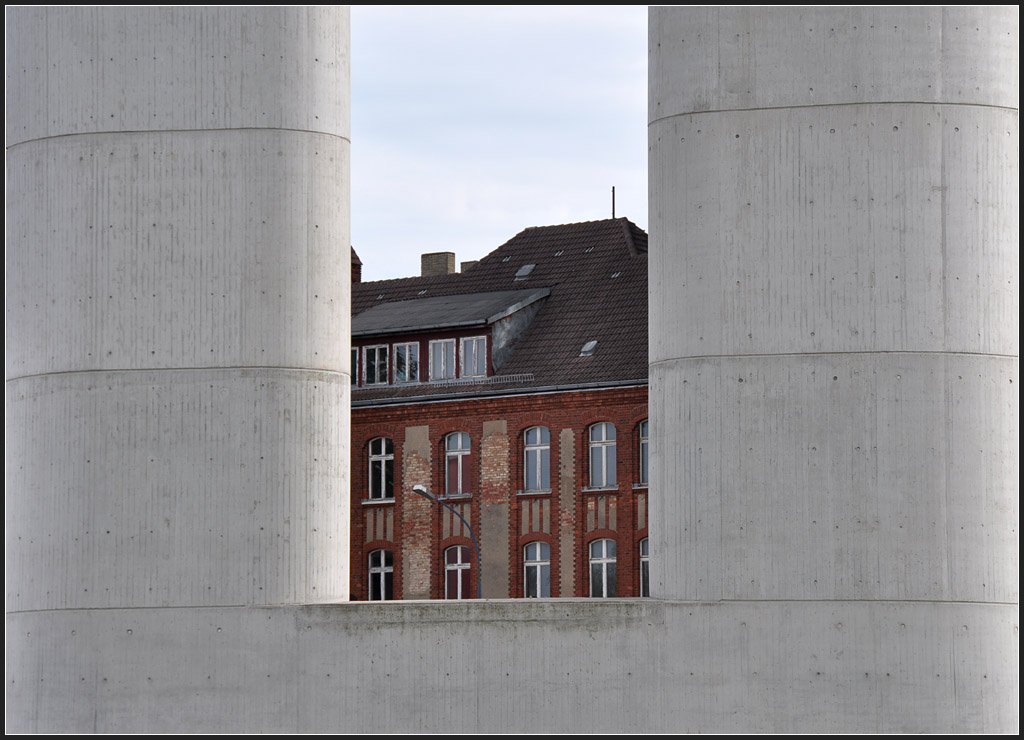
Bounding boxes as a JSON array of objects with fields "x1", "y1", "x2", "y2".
[
  {"x1": 6, "y1": 7, "x2": 350, "y2": 611},
  {"x1": 649, "y1": 5, "x2": 1017, "y2": 728}
]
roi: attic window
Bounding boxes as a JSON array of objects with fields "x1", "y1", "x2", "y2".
[
  {"x1": 584, "y1": 247, "x2": 595, "y2": 253},
  {"x1": 376, "y1": 293, "x2": 386, "y2": 300},
  {"x1": 610, "y1": 271, "x2": 621, "y2": 278},
  {"x1": 580, "y1": 340, "x2": 598, "y2": 357},
  {"x1": 554, "y1": 250, "x2": 564, "y2": 256},
  {"x1": 514, "y1": 264, "x2": 536, "y2": 281},
  {"x1": 502, "y1": 256, "x2": 512, "y2": 263},
  {"x1": 417, "y1": 289, "x2": 428, "y2": 295}
]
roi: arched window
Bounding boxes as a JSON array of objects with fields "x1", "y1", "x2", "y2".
[
  {"x1": 368, "y1": 437, "x2": 394, "y2": 500},
  {"x1": 445, "y1": 432, "x2": 472, "y2": 496},
  {"x1": 444, "y1": 545, "x2": 472, "y2": 599},
  {"x1": 589, "y1": 538, "x2": 617, "y2": 598},
  {"x1": 639, "y1": 538, "x2": 650, "y2": 597},
  {"x1": 589, "y1": 422, "x2": 617, "y2": 488},
  {"x1": 523, "y1": 542, "x2": 551, "y2": 598},
  {"x1": 639, "y1": 420, "x2": 649, "y2": 486},
  {"x1": 368, "y1": 549, "x2": 393, "y2": 601},
  {"x1": 524, "y1": 426, "x2": 550, "y2": 491}
]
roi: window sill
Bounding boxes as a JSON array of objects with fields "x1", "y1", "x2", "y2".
[
  {"x1": 582, "y1": 485, "x2": 618, "y2": 493},
  {"x1": 633, "y1": 483, "x2": 649, "y2": 490},
  {"x1": 361, "y1": 497, "x2": 396, "y2": 506},
  {"x1": 518, "y1": 488, "x2": 552, "y2": 497},
  {"x1": 438, "y1": 493, "x2": 472, "y2": 501}
]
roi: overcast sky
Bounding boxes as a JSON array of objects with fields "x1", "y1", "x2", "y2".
[{"x1": 350, "y1": 6, "x2": 648, "y2": 282}]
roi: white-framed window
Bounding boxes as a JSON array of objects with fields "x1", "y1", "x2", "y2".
[
  {"x1": 589, "y1": 538, "x2": 617, "y2": 598},
  {"x1": 524, "y1": 541, "x2": 551, "y2": 598},
  {"x1": 639, "y1": 420, "x2": 649, "y2": 486},
  {"x1": 364, "y1": 345, "x2": 388, "y2": 385},
  {"x1": 369, "y1": 549, "x2": 394, "y2": 600},
  {"x1": 589, "y1": 422, "x2": 617, "y2": 488},
  {"x1": 524, "y1": 426, "x2": 551, "y2": 491},
  {"x1": 444, "y1": 545, "x2": 472, "y2": 599},
  {"x1": 639, "y1": 538, "x2": 650, "y2": 597},
  {"x1": 429, "y1": 339, "x2": 456, "y2": 380},
  {"x1": 461, "y1": 336, "x2": 487, "y2": 378},
  {"x1": 445, "y1": 432, "x2": 472, "y2": 496},
  {"x1": 368, "y1": 437, "x2": 394, "y2": 500},
  {"x1": 394, "y1": 342, "x2": 419, "y2": 383}
]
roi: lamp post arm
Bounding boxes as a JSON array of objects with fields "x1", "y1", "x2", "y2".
[{"x1": 412, "y1": 487, "x2": 483, "y2": 600}]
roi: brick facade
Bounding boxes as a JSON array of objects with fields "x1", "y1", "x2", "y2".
[{"x1": 350, "y1": 386, "x2": 649, "y2": 599}]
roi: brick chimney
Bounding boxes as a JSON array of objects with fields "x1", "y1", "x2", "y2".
[
  {"x1": 421, "y1": 252, "x2": 455, "y2": 277},
  {"x1": 351, "y1": 247, "x2": 362, "y2": 283}
]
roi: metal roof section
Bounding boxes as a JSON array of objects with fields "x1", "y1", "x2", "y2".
[{"x1": 353, "y1": 288, "x2": 550, "y2": 337}]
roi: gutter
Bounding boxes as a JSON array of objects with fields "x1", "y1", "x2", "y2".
[{"x1": 352, "y1": 378, "x2": 648, "y2": 408}]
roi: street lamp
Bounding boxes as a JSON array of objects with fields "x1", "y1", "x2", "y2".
[{"x1": 411, "y1": 484, "x2": 482, "y2": 599}]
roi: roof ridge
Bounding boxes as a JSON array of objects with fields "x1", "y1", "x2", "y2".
[{"x1": 522, "y1": 216, "x2": 640, "y2": 231}]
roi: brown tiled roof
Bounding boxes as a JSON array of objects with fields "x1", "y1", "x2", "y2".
[{"x1": 352, "y1": 218, "x2": 647, "y2": 403}]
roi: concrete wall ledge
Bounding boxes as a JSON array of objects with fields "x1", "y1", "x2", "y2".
[{"x1": 7, "y1": 600, "x2": 1017, "y2": 733}]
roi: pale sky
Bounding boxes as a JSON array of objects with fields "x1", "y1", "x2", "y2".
[{"x1": 350, "y1": 6, "x2": 648, "y2": 282}]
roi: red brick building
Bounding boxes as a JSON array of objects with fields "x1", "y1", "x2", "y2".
[{"x1": 350, "y1": 218, "x2": 649, "y2": 600}]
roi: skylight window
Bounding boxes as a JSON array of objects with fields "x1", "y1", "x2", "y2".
[
  {"x1": 514, "y1": 264, "x2": 536, "y2": 281},
  {"x1": 580, "y1": 340, "x2": 598, "y2": 357}
]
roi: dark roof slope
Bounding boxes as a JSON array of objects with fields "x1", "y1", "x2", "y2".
[{"x1": 352, "y1": 218, "x2": 647, "y2": 402}]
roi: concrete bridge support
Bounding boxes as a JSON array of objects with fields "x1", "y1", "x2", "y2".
[
  {"x1": 649, "y1": 4, "x2": 1018, "y2": 728},
  {"x1": 6, "y1": 4, "x2": 351, "y2": 716}
]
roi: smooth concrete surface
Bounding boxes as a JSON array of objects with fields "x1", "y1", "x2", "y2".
[
  {"x1": 7, "y1": 370, "x2": 349, "y2": 611},
  {"x1": 649, "y1": 7, "x2": 1018, "y2": 117},
  {"x1": 651, "y1": 353, "x2": 1017, "y2": 603},
  {"x1": 6, "y1": 131, "x2": 349, "y2": 377},
  {"x1": 6, "y1": 600, "x2": 1017, "y2": 733},
  {"x1": 6, "y1": 7, "x2": 348, "y2": 140},
  {"x1": 649, "y1": 103, "x2": 1018, "y2": 360},
  {"x1": 6, "y1": 6, "x2": 351, "y2": 616}
]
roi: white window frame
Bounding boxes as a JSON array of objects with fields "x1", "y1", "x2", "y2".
[
  {"x1": 444, "y1": 432, "x2": 471, "y2": 497},
  {"x1": 460, "y1": 336, "x2": 488, "y2": 378},
  {"x1": 394, "y1": 341, "x2": 419, "y2": 383},
  {"x1": 639, "y1": 538, "x2": 650, "y2": 598},
  {"x1": 369, "y1": 549, "x2": 394, "y2": 600},
  {"x1": 364, "y1": 345, "x2": 388, "y2": 385},
  {"x1": 429, "y1": 339, "x2": 456, "y2": 381},
  {"x1": 639, "y1": 420, "x2": 649, "y2": 486},
  {"x1": 524, "y1": 541, "x2": 551, "y2": 598},
  {"x1": 589, "y1": 422, "x2": 617, "y2": 488},
  {"x1": 523, "y1": 426, "x2": 551, "y2": 492},
  {"x1": 589, "y1": 538, "x2": 617, "y2": 598},
  {"x1": 368, "y1": 437, "x2": 394, "y2": 501},
  {"x1": 444, "y1": 545, "x2": 472, "y2": 599}
]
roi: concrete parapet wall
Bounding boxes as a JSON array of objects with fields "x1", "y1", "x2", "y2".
[{"x1": 6, "y1": 600, "x2": 1018, "y2": 733}]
